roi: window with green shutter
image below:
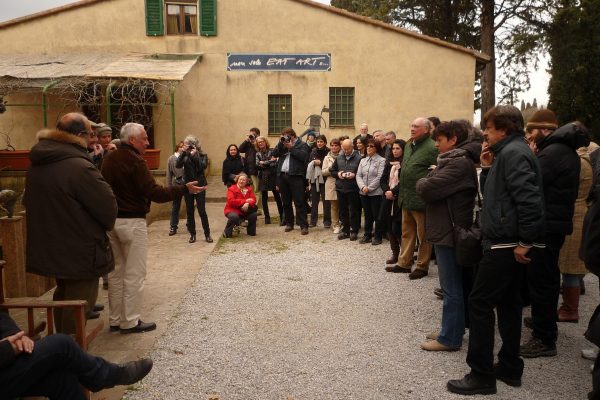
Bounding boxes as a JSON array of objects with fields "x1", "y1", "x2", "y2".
[
  {"x1": 145, "y1": 0, "x2": 164, "y2": 36},
  {"x1": 329, "y1": 87, "x2": 355, "y2": 127},
  {"x1": 199, "y1": 0, "x2": 217, "y2": 36},
  {"x1": 268, "y1": 95, "x2": 292, "y2": 135}
]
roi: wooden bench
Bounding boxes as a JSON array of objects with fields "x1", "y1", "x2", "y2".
[{"x1": 0, "y1": 260, "x2": 103, "y2": 350}]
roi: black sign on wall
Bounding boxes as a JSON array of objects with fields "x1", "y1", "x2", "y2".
[{"x1": 227, "y1": 53, "x2": 331, "y2": 71}]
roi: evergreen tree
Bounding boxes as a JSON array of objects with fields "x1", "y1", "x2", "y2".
[
  {"x1": 331, "y1": 0, "x2": 558, "y2": 114},
  {"x1": 548, "y1": 0, "x2": 600, "y2": 141}
]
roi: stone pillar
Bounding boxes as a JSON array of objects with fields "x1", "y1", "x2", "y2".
[{"x1": 0, "y1": 216, "x2": 27, "y2": 297}]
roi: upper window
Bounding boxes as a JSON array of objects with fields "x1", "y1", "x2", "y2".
[
  {"x1": 166, "y1": 2, "x2": 198, "y2": 35},
  {"x1": 268, "y1": 95, "x2": 292, "y2": 135},
  {"x1": 329, "y1": 87, "x2": 355, "y2": 127},
  {"x1": 145, "y1": 0, "x2": 217, "y2": 37}
]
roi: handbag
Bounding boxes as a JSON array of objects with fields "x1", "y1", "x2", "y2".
[{"x1": 447, "y1": 172, "x2": 483, "y2": 267}]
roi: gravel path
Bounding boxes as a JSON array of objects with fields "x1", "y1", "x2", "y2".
[{"x1": 125, "y1": 224, "x2": 598, "y2": 399}]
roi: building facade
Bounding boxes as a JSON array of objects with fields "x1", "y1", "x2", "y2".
[{"x1": 0, "y1": 0, "x2": 487, "y2": 171}]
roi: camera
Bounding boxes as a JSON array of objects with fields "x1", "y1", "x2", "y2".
[
  {"x1": 280, "y1": 134, "x2": 292, "y2": 144},
  {"x1": 187, "y1": 145, "x2": 195, "y2": 151},
  {"x1": 249, "y1": 134, "x2": 256, "y2": 141}
]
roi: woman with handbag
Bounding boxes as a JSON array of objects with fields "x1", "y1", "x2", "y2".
[
  {"x1": 223, "y1": 173, "x2": 258, "y2": 238},
  {"x1": 416, "y1": 121, "x2": 479, "y2": 351}
]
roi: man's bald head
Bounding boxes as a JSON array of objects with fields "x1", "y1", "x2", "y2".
[
  {"x1": 56, "y1": 113, "x2": 91, "y2": 136},
  {"x1": 341, "y1": 138, "x2": 354, "y2": 155}
]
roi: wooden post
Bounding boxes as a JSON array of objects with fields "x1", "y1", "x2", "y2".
[{"x1": 0, "y1": 216, "x2": 27, "y2": 297}]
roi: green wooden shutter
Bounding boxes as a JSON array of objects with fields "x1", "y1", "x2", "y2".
[
  {"x1": 145, "y1": 0, "x2": 164, "y2": 36},
  {"x1": 199, "y1": 0, "x2": 217, "y2": 36}
]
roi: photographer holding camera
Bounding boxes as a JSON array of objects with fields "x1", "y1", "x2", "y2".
[
  {"x1": 239, "y1": 127, "x2": 262, "y2": 213},
  {"x1": 273, "y1": 127, "x2": 310, "y2": 235},
  {"x1": 176, "y1": 135, "x2": 212, "y2": 243}
]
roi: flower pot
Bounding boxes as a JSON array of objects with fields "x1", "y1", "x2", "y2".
[
  {"x1": 143, "y1": 149, "x2": 161, "y2": 170},
  {"x1": 0, "y1": 150, "x2": 31, "y2": 171}
]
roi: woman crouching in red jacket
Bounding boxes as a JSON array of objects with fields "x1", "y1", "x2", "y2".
[{"x1": 223, "y1": 173, "x2": 258, "y2": 238}]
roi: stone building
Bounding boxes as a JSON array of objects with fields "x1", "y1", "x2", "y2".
[{"x1": 0, "y1": 0, "x2": 487, "y2": 171}]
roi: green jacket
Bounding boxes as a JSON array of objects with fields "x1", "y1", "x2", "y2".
[{"x1": 398, "y1": 135, "x2": 438, "y2": 211}]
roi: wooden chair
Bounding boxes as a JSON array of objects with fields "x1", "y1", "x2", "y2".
[{"x1": 0, "y1": 260, "x2": 103, "y2": 350}]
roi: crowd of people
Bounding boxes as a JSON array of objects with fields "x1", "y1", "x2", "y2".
[
  {"x1": 218, "y1": 107, "x2": 600, "y2": 397},
  {"x1": 3, "y1": 104, "x2": 600, "y2": 398}
]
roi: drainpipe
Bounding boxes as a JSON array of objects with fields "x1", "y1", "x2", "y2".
[
  {"x1": 170, "y1": 86, "x2": 176, "y2": 152},
  {"x1": 42, "y1": 81, "x2": 59, "y2": 127},
  {"x1": 105, "y1": 81, "x2": 116, "y2": 128}
]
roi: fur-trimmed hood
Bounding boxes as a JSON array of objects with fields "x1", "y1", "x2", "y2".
[{"x1": 30, "y1": 129, "x2": 91, "y2": 166}]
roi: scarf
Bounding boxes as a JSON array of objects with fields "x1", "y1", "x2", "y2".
[{"x1": 388, "y1": 160, "x2": 401, "y2": 190}]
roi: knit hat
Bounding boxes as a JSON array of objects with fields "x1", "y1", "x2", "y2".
[
  {"x1": 306, "y1": 131, "x2": 316, "y2": 138},
  {"x1": 526, "y1": 109, "x2": 558, "y2": 131}
]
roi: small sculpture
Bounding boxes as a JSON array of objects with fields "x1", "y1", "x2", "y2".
[{"x1": 0, "y1": 189, "x2": 18, "y2": 218}]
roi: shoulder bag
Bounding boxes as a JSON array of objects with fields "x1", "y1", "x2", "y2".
[{"x1": 447, "y1": 171, "x2": 482, "y2": 267}]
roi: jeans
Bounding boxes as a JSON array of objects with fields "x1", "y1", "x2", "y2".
[
  {"x1": 184, "y1": 191, "x2": 210, "y2": 235},
  {"x1": 466, "y1": 247, "x2": 532, "y2": 380},
  {"x1": 0, "y1": 334, "x2": 120, "y2": 400},
  {"x1": 169, "y1": 197, "x2": 182, "y2": 229},
  {"x1": 310, "y1": 182, "x2": 331, "y2": 226},
  {"x1": 435, "y1": 245, "x2": 465, "y2": 348},
  {"x1": 527, "y1": 233, "x2": 564, "y2": 346},
  {"x1": 360, "y1": 195, "x2": 382, "y2": 237}
]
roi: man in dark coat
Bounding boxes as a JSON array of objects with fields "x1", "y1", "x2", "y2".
[
  {"x1": 448, "y1": 105, "x2": 545, "y2": 395},
  {"x1": 328, "y1": 139, "x2": 362, "y2": 241},
  {"x1": 24, "y1": 113, "x2": 117, "y2": 335},
  {"x1": 273, "y1": 127, "x2": 310, "y2": 235},
  {"x1": 0, "y1": 311, "x2": 152, "y2": 399},
  {"x1": 520, "y1": 110, "x2": 590, "y2": 358}
]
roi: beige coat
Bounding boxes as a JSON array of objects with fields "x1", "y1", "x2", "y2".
[
  {"x1": 559, "y1": 144, "x2": 598, "y2": 275},
  {"x1": 322, "y1": 151, "x2": 339, "y2": 201}
]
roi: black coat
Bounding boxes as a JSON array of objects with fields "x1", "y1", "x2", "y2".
[
  {"x1": 479, "y1": 134, "x2": 545, "y2": 248},
  {"x1": 310, "y1": 146, "x2": 330, "y2": 163},
  {"x1": 256, "y1": 149, "x2": 278, "y2": 191},
  {"x1": 537, "y1": 122, "x2": 590, "y2": 234},
  {"x1": 0, "y1": 311, "x2": 20, "y2": 369},
  {"x1": 416, "y1": 148, "x2": 477, "y2": 247},
  {"x1": 239, "y1": 139, "x2": 258, "y2": 176},
  {"x1": 25, "y1": 130, "x2": 117, "y2": 280},
  {"x1": 273, "y1": 138, "x2": 310, "y2": 177},
  {"x1": 328, "y1": 151, "x2": 362, "y2": 193},
  {"x1": 222, "y1": 154, "x2": 245, "y2": 187},
  {"x1": 176, "y1": 151, "x2": 208, "y2": 186}
]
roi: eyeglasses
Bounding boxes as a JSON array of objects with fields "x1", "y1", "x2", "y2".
[
  {"x1": 410, "y1": 124, "x2": 425, "y2": 129},
  {"x1": 367, "y1": 145, "x2": 376, "y2": 148},
  {"x1": 79, "y1": 131, "x2": 97, "y2": 137}
]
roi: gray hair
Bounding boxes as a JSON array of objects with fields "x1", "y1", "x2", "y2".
[
  {"x1": 183, "y1": 135, "x2": 199, "y2": 148},
  {"x1": 120, "y1": 123, "x2": 145, "y2": 142}
]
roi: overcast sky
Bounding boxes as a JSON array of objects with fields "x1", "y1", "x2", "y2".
[{"x1": 0, "y1": 0, "x2": 548, "y2": 107}]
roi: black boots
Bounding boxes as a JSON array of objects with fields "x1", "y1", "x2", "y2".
[{"x1": 189, "y1": 234, "x2": 196, "y2": 243}]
